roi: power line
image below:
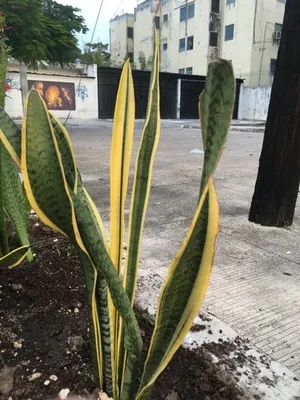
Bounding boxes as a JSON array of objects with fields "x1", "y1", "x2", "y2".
[
  {"x1": 90, "y1": 0, "x2": 105, "y2": 44},
  {"x1": 112, "y1": 0, "x2": 124, "y2": 18}
]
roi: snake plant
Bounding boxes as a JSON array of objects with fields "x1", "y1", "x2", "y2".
[
  {"x1": 0, "y1": 22, "x2": 235, "y2": 400},
  {"x1": 0, "y1": 20, "x2": 32, "y2": 263}
]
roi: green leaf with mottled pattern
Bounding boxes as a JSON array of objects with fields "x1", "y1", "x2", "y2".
[
  {"x1": 0, "y1": 108, "x2": 21, "y2": 165},
  {"x1": 50, "y1": 114, "x2": 78, "y2": 192},
  {"x1": 71, "y1": 184, "x2": 142, "y2": 365},
  {"x1": 199, "y1": 59, "x2": 235, "y2": 194},
  {"x1": 0, "y1": 142, "x2": 9, "y2": 256},
  {"x1": 22, "y1": 90, "x2": 80, "y2": 244},
  {"x1": 2, "y1": 148, "x2": 33, "y2": 261},
  {"x1": 119, "y1": 24, "x2": 160, "y2": 400},
  {"x1": 136, "y1": 59, "x2": 235, "y2": 400}
]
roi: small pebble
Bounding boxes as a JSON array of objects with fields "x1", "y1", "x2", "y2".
[
  {"x1": 28, "y1": 372, "x2": 42, "y2": 381},
  {"x1": 50, "y1": 375, "x2": 58, "y2": 381},
  {"x1": 74, "y1": 307, "x2": 80, "y2": 314},
  {"x1": 44, "y1": 380, "x2": 50, "y2": 386},
  {"x1": 13, "y1": 341, "x2": 23, "y2": 349},
  {"x1": 11, "y1": 284, "x2": 22, "y2": 291},
  {"x1": 58, "y1": 388, "x2": 70, "y2": 399}
]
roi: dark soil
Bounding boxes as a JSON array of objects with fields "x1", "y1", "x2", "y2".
[{"x1": 0, "y1": 218, "x2": 240, "y2": 400}]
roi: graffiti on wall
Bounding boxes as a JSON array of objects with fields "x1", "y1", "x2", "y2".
[
  {"x1": 6, "y1": 77, "x2": 20, "y2": 91},
  {"x1": 76, "y1": 82, "x2": 88, "y2": 102},
  {"x1": 28, "y1": 80, "x2": 76, "y2": 110}
]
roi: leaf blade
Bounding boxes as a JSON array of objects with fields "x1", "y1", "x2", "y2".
[
  {"x1": 119, "y1": 24, "x2": 161, "y2": 399},
  {"x1": 136, "y1": 59, "x2": 235, "y2": 399},
  {"x1": 2, "y1": 148, "x2": 33, "y2": 261},
  {"x1": 0, "y1": 108, "x2": 21, "y2": 165},
  {"x1": 0, "y1": 245, "x2": 29, "y2": 269}
]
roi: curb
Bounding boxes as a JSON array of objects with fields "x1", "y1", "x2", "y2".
[{"x1": 182, "y1": 125, "x2": 265, "y2": 133}]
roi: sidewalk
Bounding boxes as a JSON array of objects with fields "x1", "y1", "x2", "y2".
[{"x1": 50, "y1": 123, "x2": 300, "y2": 398}]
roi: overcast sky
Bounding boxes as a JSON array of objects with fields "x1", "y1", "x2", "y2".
[{"x1": 57, "y1": 0, "x2": 137, "y2": 45}]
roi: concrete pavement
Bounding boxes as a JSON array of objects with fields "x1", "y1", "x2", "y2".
[{"x1": 67, "y1": 121, "x2": 300, "y2": 395}]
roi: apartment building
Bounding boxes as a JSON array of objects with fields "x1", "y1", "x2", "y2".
[
  {"x1": 109, "y1": 0, "x2": 286, "y2": 86},
  {"x1": 110, "y1": 13, "x2": 135, "y2": 66}
]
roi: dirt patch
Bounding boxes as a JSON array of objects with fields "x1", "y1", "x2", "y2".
[{"x1": 0, "y1": 218, "x2": 241, "y2": 399}]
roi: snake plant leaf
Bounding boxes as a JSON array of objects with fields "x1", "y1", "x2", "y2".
[
  {"x1": 199, "y1": 59, "x2": 235, "y2": 193},
  {"x1": 71, "y1": 184, "x2": 143, "y2": 364},
  {"x1": 22, "y1": 90, "x2": 104, "y2": 387},
  {"x1": 136, "y1": 59, "x2": 235, "y2": 400},
  {"x1": 0, "y1": 245, "x2": 29, "y2": 269},
  {"x1": 0, "y1": 49, "x2": 7, "y2": 108},
  {"x1": 109, "y1": 59, "x2": 135, "y2": 395},
  {"x1": 2, "y1": 148, "x2": 33, "y2": 261},
  {"x1": 50, "y1": 114, "x2": 78, "y2": 193},
  {"x1": 0, "y1": 109, "x2": 21, "y2": 166},
  {"x1": 76, "y1": 184, "x2": 114, "y2": 396},
  {"x1": 136, "y1": 182, "x2": 217, "y2": 399},
  {"x1": 0, "y1": 141, "x2": 9, "y2": 256},
  {"x1": 22, "y1": 90, "x2": 83, "y2": 247},
  {"x1": 118, "y1": 25, "x2": 161, "y2": 400},
  {"x1": 110, "y1": 59, "x2": 135, "y2": 274}
]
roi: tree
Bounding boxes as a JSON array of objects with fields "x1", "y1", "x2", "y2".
[
  {"x1": 138, "y1": 51, "x2": 153, "y2": 71},
  {"x1": 249, "y1": 0, "x2": 300, "y2": 227},
  {"x1": 82, "y1": 42, "x2": 111, "y2": 66},
  {"x1": 1, "y1": 0, "x2": 88, "y2": 66}
]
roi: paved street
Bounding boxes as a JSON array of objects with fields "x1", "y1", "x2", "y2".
[{"x1": 67, "y1": 120, "x2": 300, "y2": 378}]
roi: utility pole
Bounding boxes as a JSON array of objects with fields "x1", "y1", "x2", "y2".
[{"x1": 249, "y1": 0, "x2": 300, "y2": 227}]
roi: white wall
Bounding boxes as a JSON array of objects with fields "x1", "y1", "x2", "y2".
[
  {"x1": 238, "y1": 85, "x2": 271, "y2": 121},
  {"x1": 249, "y1": 0, "x2": 285, "y2": 86},
  {"x1": 110, "y1": 14, "x2": 134, "y2": 66},
  {"x1": 220, "y1": 1, "x2": 256, "y2": 81},
  {"x1": 5, "y1": 64, "x2": 98, "y2": 120}
]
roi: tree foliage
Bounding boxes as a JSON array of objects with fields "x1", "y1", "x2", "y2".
[
  {"x1": 82, "y1": 42, "x2": 111, "y2": 66},
  {"x1": 138, "y1": 51, "x2": 153, "y2": 71},
  {"x1": 0, "y1": 0, "x2": 88, "y2": 66}
]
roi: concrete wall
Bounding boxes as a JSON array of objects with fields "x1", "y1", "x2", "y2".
[
  {"x1": 238, "y1": 85, "x2": 271, "y2": 121},
  {"x1": 110, "y1": 13, "x2": 134, "y2": 66},
  {"x1": 5, "y1": 63, "x2": 98, "y2": 120}
]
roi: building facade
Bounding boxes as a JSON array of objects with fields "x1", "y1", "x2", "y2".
[
  {"x1": 110, "y1": 13, "x2": 135, "y2": 66},
  {"x1": 110, "y1": 0, "x2": 286, "y2": 86}
]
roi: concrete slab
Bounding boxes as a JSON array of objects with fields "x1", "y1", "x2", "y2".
[{"x1": 68, "y1": 122, "x2": 300, "y2": 390}]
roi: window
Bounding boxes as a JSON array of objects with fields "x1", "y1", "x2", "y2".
[
  {"x1": 179, "y1": 38, "x2": 185, "y2": 52},
  {"x1": 162, "y1": 43, "x2": 168, "y2": 51},
  {"x1": 209, "y1": 32, "x2": 218, "y2": 47},
  {"x1": 211, "y1": 0, "x2": 220, "y2": 13},
  {"x1": 186, "y1": 67, "x2": 193, "y2": 75},
  {"x1": 163, "y1": 14, "x2": 168, "y2": 23},
  {"x1": 225, "y1": 24, "x2": 234, "y2": 41},
  {"x1": 128, "y1": 52, "x2": 134, "y2": 62},
  {"x1": 188, "y1": 3, "x2": 195, "y2": 18},
  {"x1": 270, "y1": 58, "x2": 277, "y2": 76},
  {"x1": 187, "y1": 35, "x2": 194, "y2": 50},
  {"x1": 180, "y1": 2, "x2": 195, "y2": 22},
  {"x1": 275, "y1": 23, "x2": 282, "y2": 33},
  {"x1": 127, "y1": 27, "x2": 133, "y2": 39},
  {"x1": 178, "y1": 68, "x2": 185, "y2": 74},
  {"x1": 226, "y1": 0, "x2": 235, "y2": 5},
  {"x1": 180, "y1": 6, "x2": 187, "y2": 21}
]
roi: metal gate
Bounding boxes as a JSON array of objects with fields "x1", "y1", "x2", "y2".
[{"x1": 98, "y1": 67, "x2": 242, "y2": 119}]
